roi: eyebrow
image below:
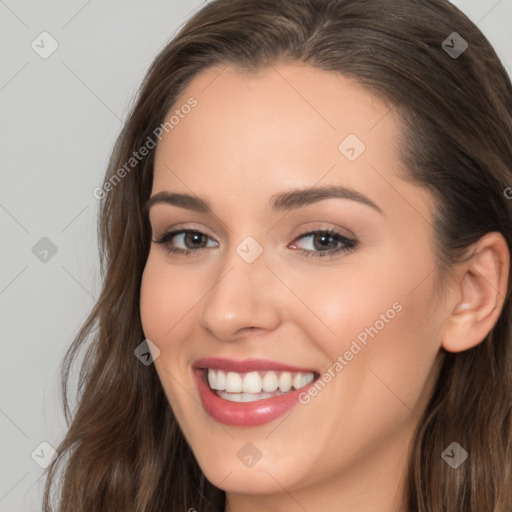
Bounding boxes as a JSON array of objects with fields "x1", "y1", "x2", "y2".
[{"x1": 144, "y1": 185, "x2": 383, "y2": 215}]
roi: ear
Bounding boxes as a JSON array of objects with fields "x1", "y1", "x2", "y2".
[{"x1": 441, "y1": 232, "x2": 510, "y2": 353}]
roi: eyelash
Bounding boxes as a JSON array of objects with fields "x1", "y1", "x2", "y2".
[{"x1": 153, "y1": 228, "x2": 358, "y2": 259}]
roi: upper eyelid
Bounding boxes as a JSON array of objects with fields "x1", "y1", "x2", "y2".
[
  {"x1": 156, "y1": 227, "x2": 355, "y2": 245},
  {"x1": 152, "y1": 219, "x2": 355, "y2": 237},
  {"x1": 149, "y1": 213, "x2": 231, "y2": 239},
  {"x1": 152, "y1": 224, "x2": 214, "y2": 239}
]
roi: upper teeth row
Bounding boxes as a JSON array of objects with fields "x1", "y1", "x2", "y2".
[{"x1": 207, "y1": 369, "x2": 315, "y2": 393}]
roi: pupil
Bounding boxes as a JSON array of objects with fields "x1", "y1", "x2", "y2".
[
  {"x1": 315, "y1": 233, "x2": 335, "y2": 250},
  {"x1": 187, "y1": 232, "x2": 204, "y2": 247}
]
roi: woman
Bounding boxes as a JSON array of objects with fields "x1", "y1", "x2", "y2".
[{"x1": 43, "y1": 0, "x2": 512, "y2": 510}]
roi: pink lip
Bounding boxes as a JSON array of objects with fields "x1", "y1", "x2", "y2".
[
  {"x1": 192, "y1": 357, "x2": 317, "y2": 373},
  {"x1": 192, "y1": 358, "x2": 319, "y2": 427}
]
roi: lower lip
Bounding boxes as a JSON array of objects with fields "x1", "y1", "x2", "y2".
[{"x1": 194, "y1": 369, "x2": 310, "y2": 427}]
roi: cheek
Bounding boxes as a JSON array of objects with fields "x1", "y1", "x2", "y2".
[
  {"x1": 285, "y1": 257, "x2": 402, "y2": 357},
  {"x1": 291, "y1": 250, "x2": 440, "y2": 404},
  {"x1": 139, "y1": 256, "x2": 197, "y2": 347},
  {"x1": 139, "y1": 261, "x2": 169, "y2": 342},
  {"x1": 287, "y1": 266, "x2": 440, "y2": 459},
  {"x1": 139, "y1": 256, "x2": 199, "y2": 419}
]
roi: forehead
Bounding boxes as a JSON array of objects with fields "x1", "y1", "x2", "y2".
[
  {"x1": 151, "y1": 62, "x2": 416, "y2": 219},
  {"x1": 155, "y1": 62, "x2": 393, "y2": 164}
]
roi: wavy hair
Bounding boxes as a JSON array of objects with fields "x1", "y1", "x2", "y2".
[{"x1": 43, "y1": 0, "x2": 512, "y2": 510}]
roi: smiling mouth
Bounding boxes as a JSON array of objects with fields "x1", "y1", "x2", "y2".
[{"x1": 204, "y1": 368, "x2": 318, "y2": 403}]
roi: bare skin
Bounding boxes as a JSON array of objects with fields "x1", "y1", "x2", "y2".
[{"x1": 139, "y1": 62, "x2": 509, "y2": 512}]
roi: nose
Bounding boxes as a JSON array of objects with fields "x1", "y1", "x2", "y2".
[{"x1": 198, "y1": 241, "x2": 282, "y2": 341}]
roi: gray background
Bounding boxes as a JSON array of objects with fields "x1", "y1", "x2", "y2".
[{"x1": 1, "y1": 1, "x2": 511, "y2": 510}]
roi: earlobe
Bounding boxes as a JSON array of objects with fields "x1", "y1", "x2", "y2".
[{"x1": 441, "y1": 232, "x2": 510, "y2": 353}]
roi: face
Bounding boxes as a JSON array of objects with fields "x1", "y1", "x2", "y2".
[{"x1": 140, "y1": 62, "x2": 445, "y2": 502}]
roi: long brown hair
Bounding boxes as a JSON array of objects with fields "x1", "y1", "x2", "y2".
[{"x1": 43, "y1": 0, "x2": 512, "y2": 510}]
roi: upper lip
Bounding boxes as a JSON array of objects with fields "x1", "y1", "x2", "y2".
[{"x1": 192, "y1": 357, "x2": 318, "y2": 374}]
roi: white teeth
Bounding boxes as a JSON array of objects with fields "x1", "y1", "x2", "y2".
[
  {"x1": 217, "y1": 391, "x2": 276, "y2": 403},
  {"x1": 220, "y1": 391, "x2": 242, "y2": 402},
  {"x1": 278, "y1": 372, "x2": 292, "y2": 392},
  {"x1": 240, "y1": 392, "x2": 273, "y2": 402},
  {"x1": 242, "y1": 372, "x2": 262, "y2": 393},
  {"x1": 206, "y1": 369, "x2": 315, "y2": 395},
  {"x1": 304, "y1": 373, "x2": 314, "y2": 386},
  {"x1": 214, "y1": 370, "x2": 226, "y2": 391},
  {"x1": 292, "y1": 372, "x2": 303, "y2": 390},
  {"x1": 262, "y1": 371, "x2": 278, "y2": 392},
  {"x1": 207, "y1": 369, "x2": 216, "y2": 390},
  {"x1": 225, "y1": 371, "x2": 243, "y2": 393}
]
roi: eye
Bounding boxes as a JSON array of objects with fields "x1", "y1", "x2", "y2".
[
  {"x1": 289, "y1": 228, "x2": 358, "y2": 258},
  {"x1": 153, "y1": 229, "x2": 218, "y2": 256},
  {"x1": 153, "y1": 227, "x2": 358, "y2": 259}
]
